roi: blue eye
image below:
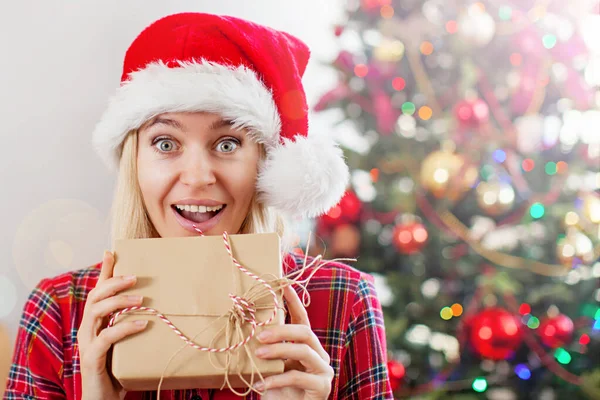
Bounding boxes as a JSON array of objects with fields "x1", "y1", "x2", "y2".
[
  {"x1": 154, "y1": 138, "x2": 176, "y2": 152},
  {"x1": 216, "y1": 139, "x2": 239, "y2": 153}
]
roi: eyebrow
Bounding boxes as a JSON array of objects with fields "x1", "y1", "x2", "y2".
[{"x1": 146, "y1": 117, "x2": 233, "y2": 131}]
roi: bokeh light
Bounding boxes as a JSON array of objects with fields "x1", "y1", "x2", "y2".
[
  {"x1": 472, "y1": 377, "x2": 488, "y2": 392},
  {"x1": 393, "y1": 77, "x2": 406, "y2": 91},
  {"x1": 420, "y1": 41, "x2": 434, "y2": 55},
  {"x1": 354, "y1": 64, "x2": 368, "y2": 77},
  {"x1": 530, "y1": 203, "x2": 545, "y2": 219},
  {"x1": 522, "y1": 159, "x2": 535, "y2": 172}
]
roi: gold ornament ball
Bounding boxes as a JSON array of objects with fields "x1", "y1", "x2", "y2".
[
  {"x1": 420, "y1": 151, "x2": 478, "y2": 202},
  {"x1": 476, "y1": 181, "x2": 515, "y2": 216},
  {"x1": 556, "y1": 230, "x2": 595, "y2": 267}
]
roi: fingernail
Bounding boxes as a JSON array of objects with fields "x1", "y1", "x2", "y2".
[
  {"x1": 257, "y1": 330, "x2": 271, "y2": 342},
  {"x1": 127, "y1": 295, "x2": 143, "y2": 303},
  {"x1": 104, "y1": 250, "x2": 111, "y2": 258},
  {"x1": 134, "y1": 320, "x2": 148, "y2": 327},
  {"x1": 123, "y1": 275, "x2": 136, "y2": 281},
  {"x1": 253, "y1": 381, "x2": 264, "y2": 391},
  {"x1": 255, "y1": 347, "x2": 268, "y2": 357}
]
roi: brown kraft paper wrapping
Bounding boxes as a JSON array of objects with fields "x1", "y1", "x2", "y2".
[{"x1": 110, "y1": 233, "x2": 285, "y2": 391}]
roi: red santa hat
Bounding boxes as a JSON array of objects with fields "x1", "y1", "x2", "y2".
[{"x1": 92, "y1": 12, "x2": 348, "y2": 218}]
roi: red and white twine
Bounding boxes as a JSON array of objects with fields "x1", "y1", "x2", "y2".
[{"x1": 108, "y1": 226, "x2": 280, "y2": 353}]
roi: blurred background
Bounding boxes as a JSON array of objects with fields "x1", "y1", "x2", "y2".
[
  {"x1": 300, "y1": 0, "x2": 600, "y2": 399},
  {"x1": 1, "y1": 0, "x2": 600, "y2": 399}
]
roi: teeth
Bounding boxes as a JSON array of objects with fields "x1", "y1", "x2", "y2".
[{"x1": 175, "y1": 204, "x2": 224, "y2": 213}]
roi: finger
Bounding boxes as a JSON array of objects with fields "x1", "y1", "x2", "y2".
[
  {"x1": 88, "y1": 294, "x2": 144, "y2": 320},
  {"x1": 283, "y1": 285, "x2": 310, "y2": 326},
  {"x1": 93, "y1": 320, "x2": 149, "y2": 356},
  {"x1": 98, "y1": 250, "x2": 115, "y2": 282},
  {"x1": 255, "y1": 369, "x2": 333, "y2": 395},
  {"x1": 257, "y1": 325, "x2": 330, "y2": 364},
  {"x1": 87, "y1": 275, "x2": 138, "y2": 305},
  {"x1": 256, "y1": 342, "x2": 329, "y2": 373}
]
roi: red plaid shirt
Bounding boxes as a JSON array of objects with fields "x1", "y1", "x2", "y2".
[{"x1": 4, "y1": 253, "x2": 392, "y2": 400}]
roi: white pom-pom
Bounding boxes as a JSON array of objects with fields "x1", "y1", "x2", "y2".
[{"x1": 257, "y1": 134, "x2": 349, "y2": 218}]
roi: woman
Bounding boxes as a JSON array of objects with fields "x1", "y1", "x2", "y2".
[{"x1": 4, "y1": 12, "x2": 392, "y2": 400}]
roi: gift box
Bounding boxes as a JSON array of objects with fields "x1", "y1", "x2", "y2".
[{"x1": 110, "y1": 233, "x2": 285, "y2": 392}]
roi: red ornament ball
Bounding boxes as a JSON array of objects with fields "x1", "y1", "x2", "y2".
[
  {"x1": 454, "y1": 98, "x2": 489, "y2": 127},
  {"x1": 387, "y1": 359, "x2": 405, "y2": 392},
  {"x1": 319, "y1": 191, "x2": 362, "y2": 230},
  {"x1": 539, "y1": 314, "x2": 574, "y2": 348},
  {"x1": 469, "y1": 307, "x2": 523, "y2": 360},
  {"x1": 392, "y1": 222, "x2": 428, "y2": 254}
]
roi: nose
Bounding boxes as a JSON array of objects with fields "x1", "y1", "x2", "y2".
[{"x1": 178, "y1": 149, "x2": 217, "y2": 188}]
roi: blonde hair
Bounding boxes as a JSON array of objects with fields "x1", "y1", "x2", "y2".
[{"x1": 109, "y1": 130, "x2": 289, "y2": 248}]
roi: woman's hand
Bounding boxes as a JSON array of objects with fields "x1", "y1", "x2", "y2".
[
  {"x1": 77, "y1": 251, "x2": 148, "y2": 400},
  {"x1": 254, "y1": 285, "x2": 334, "y2": 400}
]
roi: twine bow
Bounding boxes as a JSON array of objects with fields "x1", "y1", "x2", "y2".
[{"x1": 108, "y1": 228, "x2": 355, "y2": 398}]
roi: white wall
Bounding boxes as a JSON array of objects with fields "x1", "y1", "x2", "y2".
[{"x1": 0, "y1": 0, "x2": 344, "y2": 346}]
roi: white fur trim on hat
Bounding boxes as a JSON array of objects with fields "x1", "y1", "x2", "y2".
[
  {"x1": 92, "y1": 60, "x2": 349, "y2": 217},
  {"x1": 92, "y1": 60, "x2": 281, "y2": 170},
  {"x1": 257, "y1": 134, "x2": 349, "y2": 218}
]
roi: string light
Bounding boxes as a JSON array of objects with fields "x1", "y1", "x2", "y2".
[
  {"x1": 564, "y1": 212, "x2": 579, "y2": 226},
  {"x1": 480, "y1": 165, "x2": 495, "y2": 180},
  {"x1": 380, "y1": 5, "x2": 394, "y2": 19},
  {"x1": 519, "y1": 303, "x2": 531, "y2": 315},
  {"x1": 527, "y1": 315, "x2": 540, "y2": 329},
  {"x1": 542, "y1": 34, "x2": 557, "y2": 49},
  {"x1": 493, "y1": 149, "x2": 507, "y2": 163},
  {"x1": 370, "y1": 168, "x2": 379, "y2": 182},
  {"x1": 393, "y1": 77, "x2": 406, "y2": 91},
  {"x1": 530, "y1": 203, "x2": 545, "y2": 219},
  {"x1": 510, "y1": 53, "x2": 522, "y2": 66},
  {"x1": 418, "y1": 106, "x2": 433, "y2": 120},
  {"x1": 581, "y1": 304, "x2": 599, "y2": 318},
  {"x1": 522, "y1": 159, "x2": 535, "y2": 172},
  {"x1": 451, "y1": 303, "x2": 463, "y2": 317},
  {"x1": 556, "y1": 161, "x2": 568, "y2": 174},
  {"x1": 446, "y1": 20, "x2": 458, "y2": 34},
  {"x1": 515, "y1": 364, "x2": 532, "y2": 380},
  {"x1": 579, "y1": 334, "x2": 591, "y2": 345},
  {"x1": 402, "y1": 102, "x2": 416, "y2": 115},
  {"x1": 472, "y1": 377, "x2": 488, "y2": 392},
  {"x1": 420, "y1": 41, "x2": 434, "y2": 56},
  {"x1": 554, "y1": 348, "x2": 572, "y2": 364},
  {"x1": 545, "y1": 162, "x2": 557, "y2": 175},
  {"x1": 441, "y1": 307, "x2": 453, "y2": 320},
  {"x1": 354, "y1": 64, "x2": 368, "y2": 77}
]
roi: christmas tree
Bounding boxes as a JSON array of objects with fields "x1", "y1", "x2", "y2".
[{"x1": 310, "y1": 0, "x2": 600, "y2": 398}]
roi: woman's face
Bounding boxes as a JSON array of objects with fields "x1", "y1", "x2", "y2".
[{"x1": 137, "y1": 112, "x2": 260, "y2": 237}]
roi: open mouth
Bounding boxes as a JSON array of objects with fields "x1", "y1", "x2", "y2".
[{"x1": 172, "y1": 204, "x2": 226, "y2": 224}]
